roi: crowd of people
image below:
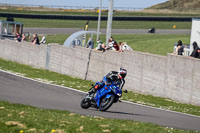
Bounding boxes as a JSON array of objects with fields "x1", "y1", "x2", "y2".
[
  {"x1": 14, "y1": 33, "x2": 46, "y2": 45},
  {"x1": 85, "y1": 36, "x2": 132, "y2": 53},
  {"x1": 174, "y1": 40, "x2": 200, "y2": 59}
]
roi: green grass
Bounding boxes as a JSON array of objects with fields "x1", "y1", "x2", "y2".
[
  {"x1": 44, "y1": 34, "x2": 190, "y2": 56},
  {"x1": 0, "y1": 101, "x2": 197, "y2": 133},
  {"x1": 0, "y1": 57, "x2": 200, "y2": 117},
  {"x1": 0, "y1": 17, "x2": 192, "y2": 29},
  {"x1": 114, "y1": 34, "x2": 190, "y2": 56}
]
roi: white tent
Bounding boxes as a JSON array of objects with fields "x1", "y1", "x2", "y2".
[{"x1": 63, "y1": 30, "x2": 98, "y2": 47}]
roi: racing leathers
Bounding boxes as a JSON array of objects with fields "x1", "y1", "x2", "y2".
[{"x1": 88, "y1": 71, "x2": 125, "y2": 95}]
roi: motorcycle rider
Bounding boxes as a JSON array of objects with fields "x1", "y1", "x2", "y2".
[{"x1": 88, "y1": 68, "x2": 127, "y2": 95}]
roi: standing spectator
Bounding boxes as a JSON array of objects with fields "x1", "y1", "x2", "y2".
[
  {"x1": 21, "y1": 34, "x2": 26, "y2": 42},
  {"x1": 86, "y1": 37, "x2": 94, "y2": 49},
  {"x1": 32, "y1": 34, "x2": 40, "y2": 45},
  {"x1": 40, "y1": 34, "x2": 46, "y2": 44},
  {"x1": 190, "y1": 42, "x2": 200, "y2": 58},
  {"x1": 175, "y1": 40, "x2": 184, "y2": 55}
]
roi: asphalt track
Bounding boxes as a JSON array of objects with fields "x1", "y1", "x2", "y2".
[
  {"x1": 0, "y1": 70, "x2": 200, "y2": 131},
  {"x1": 24, "y1": 28, "x2": 191, "y2": 35}
]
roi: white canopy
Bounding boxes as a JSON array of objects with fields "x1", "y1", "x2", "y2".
[{"x1": 63, "y1": 30, "x2": 98, "y2": 47}]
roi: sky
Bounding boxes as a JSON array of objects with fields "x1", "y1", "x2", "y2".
[{"x1": 0, "y1": 0, "x2": 168, "y2": 8}]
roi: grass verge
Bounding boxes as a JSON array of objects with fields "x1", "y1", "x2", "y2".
[
  {"x1": 1, "y1": 101, "x2": 197, "y2": 133},
  {"x1": 0, "y1": 58, "x2": 200, "y2": 116}
]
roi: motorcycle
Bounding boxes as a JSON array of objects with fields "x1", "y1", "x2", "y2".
[{"x1": 80, "y1": 76, "x2": 127, "y2": 111}]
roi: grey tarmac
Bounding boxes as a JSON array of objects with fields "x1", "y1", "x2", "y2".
[
  {"x1": 23, "y1": 28, "x2": 191, "y2": 35},
  {"x1": 0, "y1": 70, "x2": 199, "y2": 131}
]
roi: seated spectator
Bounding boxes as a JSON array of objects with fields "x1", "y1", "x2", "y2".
[
  {"x1": 113, "y1": 42, "x2": 119, "y2": 51},
  {"x1": 32, "y1": 34, "x2": 40, "y2": 45},
  {"x1": 106, "y1": 38, "x2": 114, "y2": 50},
  {"x1": 14, "y1": 32, "x2": 21, "y2": 42},
  {"x1": 96, "y1": 40, "x2": 105, "y2": 52},
  {"x1": 120, "y1": 42, "x2": 133, "y2": 52},
  {"x1": 190, "y1": 42, "x2": 200, "y2": 58},
  {"x1": 197, "y1": 48, "x2": 200, "y2": 59},
  {"x1": 21, "y1": 34, "x2": 27, "y2": 42},
  {"x1": 106, "y1": 37, "x2": 118, "y2": 51},
  {"x1": 119, "y1": 42, "x2": 124, "y2": 52},
  {"x1": 86, "y1": 37, "x2": 94, "y2": 49},
  {"x1": 40, "y1": 34, "x2": 46, "y2": 44},
  {"x1": 175, "y1": 40, "x2": 184, "y2": 55}
]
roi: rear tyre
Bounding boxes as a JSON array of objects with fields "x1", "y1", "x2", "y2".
[
  {"x1": 99, "y1": 95, "x2": 115, "y2": 111},
  {"x1": 80, "y1": 98, "x2": 90, "y2": 109}
]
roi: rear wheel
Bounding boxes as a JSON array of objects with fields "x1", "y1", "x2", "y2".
[
  {"x1": 99, "y1": 95, "x2": 115, "y2": 111},
  {"x1": 80, "y1": 98, "x2": 90, "y2": 109}
]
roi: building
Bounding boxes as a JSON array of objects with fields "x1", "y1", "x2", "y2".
[{"x1": 0, "y1": 20, "x2": 23, "y2": 39}]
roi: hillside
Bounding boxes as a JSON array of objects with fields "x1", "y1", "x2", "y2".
[{"x1": 148, "y1": 0, "x2": 200, "y2": 11}]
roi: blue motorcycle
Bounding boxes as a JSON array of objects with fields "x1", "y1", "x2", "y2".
[{"x1": 80, "y1": 76, "x2": 126, "y2": 111}]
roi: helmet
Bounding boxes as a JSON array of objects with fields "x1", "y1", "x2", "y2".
[{"x1": 119, "y1": 68, "x2": 127, "y2": 79}]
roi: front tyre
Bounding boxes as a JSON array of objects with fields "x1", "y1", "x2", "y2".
[
  {"x1": 99, "y1": 95, "x2": 115, "y2": 111},
  {"x1": 80, "y1": 98, "x2": 90, "y2": 109}
]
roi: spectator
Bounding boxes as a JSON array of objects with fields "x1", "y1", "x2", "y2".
[
  {"x1": 119, "y1": 42, "x2": 124, "y2": 52},
  {"x1": 40, "y1": 34, "x2": 46, "y2": 44},
  {"x1": 190, "y1": 42, "x2": 200, "y2": 58},
  {"x1": 108, "y1": 37, "x2": 118, "y2": 51},
  {"x1": 86, "y1": 37, "x2": 94, "y2": 49},
  {"x1": 120, "y1": 42, "x2": 133, "y2": 51},
  {"x1": 21, "y1": 34, "x2": 26, "y2": 42},
  {"x1": 14, "y1": 32, "x2": 21, "y2": 42},
  {"x1": 107, "y1": 38, "x2": 114, "y2": 50},
  {"x1": 96, "y1": 40, "x2": 105, "y2": 52},
  {"x1": 197, "y1": 48, "x2": 200, "y2": 59},
  {"x1": 28, "y1": 34, "x2": 32, "y2": 42},
  {"x1": 113, "y1": 42, "x2": 119, "y2": 51},
  {"x1": 175, "y1": 40, "x2": 184, "y2": 55},
  {"x1": 32, "y1": 34, "x2": 40, "y2": 45}
]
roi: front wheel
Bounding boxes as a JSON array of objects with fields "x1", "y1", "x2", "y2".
[
  {"x1": 99, "y1": 95, "x2": 115, "y2": 111},
  {"x1": 80, "y1": 98, "x2": 90, "y2": 109}
]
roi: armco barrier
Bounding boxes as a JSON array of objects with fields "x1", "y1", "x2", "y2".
[{"x1": 0, "y1": 40, "x2": 199, "y2": 105}]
